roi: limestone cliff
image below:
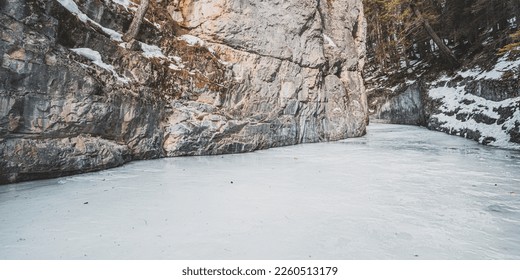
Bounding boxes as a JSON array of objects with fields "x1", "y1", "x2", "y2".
[{"x1": 0, "y1": 0, "x2": 367, "y2": 184}]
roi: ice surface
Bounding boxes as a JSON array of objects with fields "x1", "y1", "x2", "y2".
[{"x1": 1, "y1": 124, "x2": 520, "y2": 259}]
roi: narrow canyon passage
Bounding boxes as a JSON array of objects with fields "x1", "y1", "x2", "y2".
[{"x1": 1, "y1": 124, "x2": 519, "y2": 259}]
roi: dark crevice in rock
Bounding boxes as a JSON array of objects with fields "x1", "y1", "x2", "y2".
[{"x1": 204, "y1": 40, "x2": 325, "y2": 70}]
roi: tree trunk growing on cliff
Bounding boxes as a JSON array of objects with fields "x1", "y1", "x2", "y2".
[
  {"x1": 123, "y1": 0, "x2": 150, "y2": 42},
  {"x1": 409, "y1": 1, "x2": 460, "y2": 68}
]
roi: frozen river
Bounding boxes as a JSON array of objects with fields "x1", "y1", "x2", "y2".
[{"x1": 1, "y1": 124, "x2": 519, "y2": 259}]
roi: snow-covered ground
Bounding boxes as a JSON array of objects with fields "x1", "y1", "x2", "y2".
[
  {"x1": 1, "y1": 124, "x2": 519, "y2": 259},
  {"x1": 426, "y1": 54, "x2": 520, "y2": 150},
  {"x1": 428, "y1": 84, "x2": 520, "y2": 150},
  {"x1": 458, "y1": 55, "x2": 520, "y2": 80}
]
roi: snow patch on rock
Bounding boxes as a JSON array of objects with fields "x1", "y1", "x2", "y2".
[
  {"x1": 137, "y1": 43, "x2": 188, "y2": 71},
  {"x1": 323, "y1": 34, "x2": 337, "y2": 48},
  {"x1": 168, "y1": 64, "x2": 182, "y2": 71},
  {"x1": 428, "y1": 82, "x2": 520, "y2": 150},
  {"x1": 169, "y1": 56, "x2": 182, "y2": 64},
  {"x1": 459, "y1": 55, "x2": 520, "y2": 80},
  {"x1": 429, "y1": 86, "x2": 502, "y2": 119},
  {"x1": 71, "y1": 48, "x2": 129, "y2": 83},
  {"x1": 179, "y1": 35, "x2": 205, "y2": 46},
  {"x1": 139, "y1": 42, "x2": 166, "y2": 58},
  {"x1": 111, "y1": 0, "x2": 136, "y2": 10},
  {"x1": 57, "y1": 0, "x2": 123, "y2": 41}
]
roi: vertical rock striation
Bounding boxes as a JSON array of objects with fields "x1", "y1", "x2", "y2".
[{"x1": 0, "y1": 0, "x2": 367, "y2": 184}]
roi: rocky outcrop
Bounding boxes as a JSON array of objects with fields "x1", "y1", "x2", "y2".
[
  {"x1": 426, "y1": 71, "x2": 520, "y2": 149},
  {"x1": 370, "y1": 82, "x2": 427, "y2": 125},
  {"x1": 367, "y1": 55, "x2": 520, "y2": 150},
  {"x1": 0, "y1": 0, "x2": 367, "y2": 184}
]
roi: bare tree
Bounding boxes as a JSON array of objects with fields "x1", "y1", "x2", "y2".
[
  {"x1": 123, "y1": 0, "x2": 150, "y2": 42},
  {"x1": 409, "y1": 0, "x2": 460, "y2": 68}
]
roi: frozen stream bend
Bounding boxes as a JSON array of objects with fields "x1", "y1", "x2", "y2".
[{"x1": 1, "y1": 124, "x2": 519, "y2": 259}]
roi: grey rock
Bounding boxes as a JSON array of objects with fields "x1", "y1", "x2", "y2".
[
  {"x1": 367, "y1": 71, "x2": 519, "y2": 148},
  {"x1": 0, "y1": 0, "x2": 367, "y2": 184},
  {"x1": 465, "y1": 78, "x2": 520, "y2": 102},
  {"x1": 370, "y1": 82, "x2": 427, "y2": 126}
]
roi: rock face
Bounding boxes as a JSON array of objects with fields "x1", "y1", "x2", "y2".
[
  {"x1": 370, "y1": 82, "x2": 427, "y2": 125},
  {"x1": 368, "y1": 56, "x2": 520, "y2": 150},
  {"x1": 425, "y1": 73, "x2": 520, "y2": 149},
  {"x1": 0, "y1": 0, "x2": 368, "y2": 184}
]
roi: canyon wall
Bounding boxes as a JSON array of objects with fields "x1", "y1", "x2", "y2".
[
  {"x1": 368, "y1": 57, "x2": 520, "y2": 150},
  {"x1": 0, "y1": 0, "x2": 368, "y2": 184}
]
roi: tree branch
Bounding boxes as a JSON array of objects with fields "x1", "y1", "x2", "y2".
[
  {"x1": 123, "y1": 0, "x2": 150, "y2": 42},
  {"x1": 410, "y1": 1, "x2": 460, "y2": 68}
]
